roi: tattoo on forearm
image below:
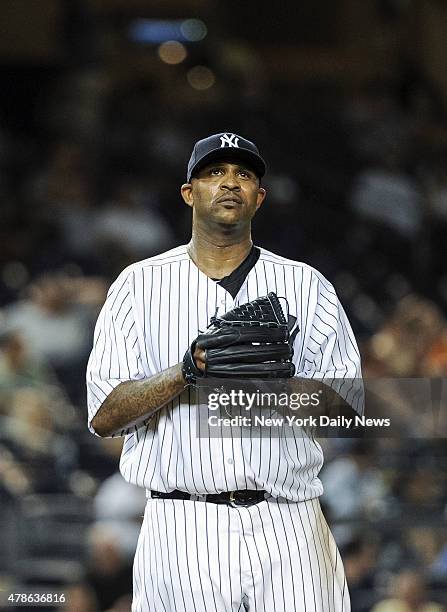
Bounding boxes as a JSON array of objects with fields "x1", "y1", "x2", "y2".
[{"x1": 92, "y1": 364, "x2": 185, "y2": 436}]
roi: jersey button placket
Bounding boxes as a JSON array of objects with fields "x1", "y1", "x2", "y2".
[{"x1": 215, "y1": 285, "x2": 233, "y2": 316}]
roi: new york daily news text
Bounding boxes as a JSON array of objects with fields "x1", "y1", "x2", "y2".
[{"x1": 194, "y1": 377, "x2": 447, "y2": 438}]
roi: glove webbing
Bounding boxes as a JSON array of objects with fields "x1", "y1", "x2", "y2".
[{"x1": 210, "y1": 292, "x2": 287, "y2": 328}]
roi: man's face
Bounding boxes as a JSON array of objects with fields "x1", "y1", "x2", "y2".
[{"x1": 181, "y1": 160, "x2": 266, "y2": 228}]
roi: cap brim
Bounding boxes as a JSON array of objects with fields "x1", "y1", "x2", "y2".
[{"x1": 188, "y1": 148, "x2": 266, "y2": 182}]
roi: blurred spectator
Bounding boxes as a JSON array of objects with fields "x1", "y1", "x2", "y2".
[
  {"x1": 95, "y1": 176, "x2": 173, "y2": 259},
  {"x1": 395, "y1": 471, "x2": 445, "y2": 521},
  {"x1": 94, "y1": 471, "x2": 145, "y2": 521},
  {"x1": 364, "y1": 295, "x2": 447, "y2": 377},
  {"x1": 431, "y1": 540, "x2": 447, "y2": 580},
  {"x1": 93, "y1": 471, "x2": 145, "y2": 561},
  {"x1": 343, "y1": 535, "x2": 379, "y2": 612},
  {"x1": 359, "y1": 294, "x2": 447, "y2": 440},
  {"x1": 63, "y1": 582, "x2": 98, "y2": 612},
  {"x1": 1, "y1": 274, "x2": 107, "y2": 402},
  {"x1": 406, "y1": 529, "x2": 447, "y2": 576},
  {"x1": 1, "y1": 387, "x2": 78, "y2": 493},
  {"x1": 32, "y1": 142, "x2": 88, "y2": 210},
  {"x1": 84, "y1": 523, "x2": 133, "y2": 612},
  {"x1": 371, "y1": 570, "x2": 444, "y2": 612},
  {"x1": 47, "y1": 176, "x2": 99, "y2": 265},
  {"x1": 0, "y1": 329, "x2": 57, "y2": 390},
  {"x1": 350, "y1": 149, "x2": 422, "y2": 240},
  {"x1": 321, "y1": 441, "x2": 390, "y2": 546},
  {"x1": 2, "y1": 274, "x2": 106, "y2": 368},
  {"x1": 0, "y1": 445, "x2": 32, "y2": 498}
]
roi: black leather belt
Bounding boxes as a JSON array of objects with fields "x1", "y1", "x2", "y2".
[{"x1": 150, "y1": 489, "x2": 266, "y2": 507}]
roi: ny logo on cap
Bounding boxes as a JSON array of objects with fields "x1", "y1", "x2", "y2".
[{"x1": 220, "y1": 133, "x2": 239, "y2": 148}]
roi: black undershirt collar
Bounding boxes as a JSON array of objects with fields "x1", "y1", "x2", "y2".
[{"x1": 214, "y1": 246, "x2": 260, "y2": 299}]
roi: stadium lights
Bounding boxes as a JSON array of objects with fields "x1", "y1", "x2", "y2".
[
  {"x1": 187, "y1": 66, "x2": 215, "y2": 90},
  {"x1": 158, "y1": 41, "x2": 187, "y2": 65},
  {"x1": 129, "y1": 18, "x2": 207, "y2": 44}
]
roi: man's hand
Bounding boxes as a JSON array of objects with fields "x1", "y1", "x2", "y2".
[{"x1": 193, "y1": 347, "x2": 206, "y2": 373}]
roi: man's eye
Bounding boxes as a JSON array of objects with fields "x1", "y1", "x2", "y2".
[
  {"x1": 239, "y1": 171, "x2": 250, "y2": 178},
  {"x1": 210, "y1": 168, "x2": 223, "y2": 175}
]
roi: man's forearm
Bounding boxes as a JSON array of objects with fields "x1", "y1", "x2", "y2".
[{"x1": 91, "y1": 363, "x2": 186, "y2": 437}]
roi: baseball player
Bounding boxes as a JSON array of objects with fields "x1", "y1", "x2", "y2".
[{"x1": 87, "y1": 132, "x2": 362, "y2": 611}]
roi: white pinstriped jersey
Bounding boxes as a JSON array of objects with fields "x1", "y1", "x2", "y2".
[{"x1": 86, "y1": 245, "x2": 362, "y2": 502}]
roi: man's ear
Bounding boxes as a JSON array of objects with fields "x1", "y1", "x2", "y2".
[
  {"x1": 255, "y1": 187, "x2": 266, "y2": 211},
  {"x1": 181, "y1": 183, "x2": 193, "y2": 208}
]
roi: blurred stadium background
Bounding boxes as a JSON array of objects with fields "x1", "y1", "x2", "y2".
[{"x1": 0, "y1": 0, "x2": 447, "y2": 610}]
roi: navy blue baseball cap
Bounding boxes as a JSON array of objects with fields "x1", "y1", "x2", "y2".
[{"x1": 187, "y1": 132, "x2": 266, "y2": 182}]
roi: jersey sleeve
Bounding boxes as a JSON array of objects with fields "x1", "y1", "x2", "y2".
[
  {"x1": 86, "y1": 271, "x2": 145, "y2": 435},
  {"x1": 296, "y1": 275, "x2": 363, "y2": 415}
]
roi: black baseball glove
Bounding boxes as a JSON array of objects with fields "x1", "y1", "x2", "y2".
[{"x1": 182, "y1": 292, "x2": 296, "y2": 383}]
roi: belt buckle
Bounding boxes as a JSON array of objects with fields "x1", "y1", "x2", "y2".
[{"x1": 229, "y1": 491, "x2": 247, "y2": 507}]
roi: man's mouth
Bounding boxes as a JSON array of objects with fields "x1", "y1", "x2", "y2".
[{"x1": 215, "y1": 195, "x2": 242, "y2": 206}]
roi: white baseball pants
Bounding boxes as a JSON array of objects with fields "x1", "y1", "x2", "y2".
[{"x1": 132, "y1": 496, "x2": 350, "y2": 611}]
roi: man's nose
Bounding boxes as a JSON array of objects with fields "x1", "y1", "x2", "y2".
[{"x1": 221, "y1": 172, "x2": 241, "y2": 190}]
